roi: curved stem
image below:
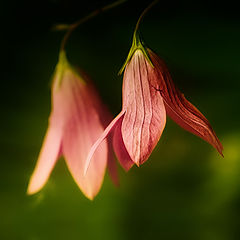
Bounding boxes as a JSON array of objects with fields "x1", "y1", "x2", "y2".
[
  {"x1": 60, "y1": 0, "x2": 127, "y2": 51},
  {"x1": 134, "y1": 0, "x2": 159, "y2": 36},
  {"x1": 119, "y1": 0, "x2": 159, "y2": 74}
]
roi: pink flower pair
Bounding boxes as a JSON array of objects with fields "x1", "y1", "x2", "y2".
[{"x1": 28, "y1": 35, "x2": 222, "y2": 199}]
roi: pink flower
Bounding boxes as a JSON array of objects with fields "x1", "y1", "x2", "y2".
[
  {"x1": 27, "y1": 51, "x2": 117, "y2": 200},
  {"x1": 85, "y1": 33, "x2": 223, "y2": 173}
]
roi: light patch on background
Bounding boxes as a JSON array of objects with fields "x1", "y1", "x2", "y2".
[{"x1": 200, "y1": 131, "x2": 240, "y2": 213}]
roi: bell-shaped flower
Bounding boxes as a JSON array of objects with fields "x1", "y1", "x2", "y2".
[
  {"x1": 85, "y1": 32, "x2": 223, "y2": 174},
  {"x1": 27, "y1": 51, "x2": 117, "y2": 199}
]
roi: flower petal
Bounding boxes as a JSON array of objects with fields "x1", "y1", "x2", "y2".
[
  {"x1": 84, "y1": 111, "x2": 126, "y2": 175},
  {"x1": 107, "y1": 141, "x2": 119, "y2": 186},
  {"x1": 27, "y1": 123, "x2": 62, "y2": 195},
  {"x1": 121, "y1": 50, "x2": 166, "y2": 165},
  {"x1": 113, "y1": 116, "x2": 134, "y2": 171},
  {"x1": 148, "y1": 49, "x2": 223, "y2": 156},
  {"x1": 62, "y1": 120, "x2": 108, "y2": 200},
  {"x1": 60, "y1": 68, "x2": 108, "y2": 199}
]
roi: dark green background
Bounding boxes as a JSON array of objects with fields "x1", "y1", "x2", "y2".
[{"x1": 2, "y1": 0, "x2": 240, "y2": 239}]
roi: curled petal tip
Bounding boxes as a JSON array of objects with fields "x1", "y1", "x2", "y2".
[
  {"x1": 84, "y1": 140, "x2": 100, "y2": 176},
  {"x1": 27, "y1": 125, "x2": 62, "y2": 196},
  {"x1": 217, "y1": 145, "x2": 224, "y2": 157},
  {"x1": 84, "y1": 192, "x2": 95, "y2": 201},
  {"x1": 135, "y1": 162, "x2": 140, "y2": 167},
  {"x1": 85, "y1": 111, "x2": 126, "y2": 176},
  {"x1": 26, "y1": 185, "x2": 37, "y2": 195},
  {"x1": 27, "y1": 177, "x2": 45, "y2": 196}
]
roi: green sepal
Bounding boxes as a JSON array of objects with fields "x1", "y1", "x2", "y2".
[
  {"x1": 54, "y1": 50, "x2": 71, "y2": 87},
  {"x1": 53, "y1": 50, "x2": 85, "y2": 89},
  {"x1": 118, "y1": 31, "x2": 154, "y2": 75}
]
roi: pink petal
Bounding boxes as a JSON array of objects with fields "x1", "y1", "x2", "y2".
[
  {"x1": 106, "y1": 139, "x2": 119, "y2": 186},
  {"x1": 113, "y1": 116, "x2": 134, "y2": 171},
  {"x1": 27, "y1": 122, "x2": 62, "y2": 195},
  {"x1": 27, "y1": 56, "x2": 70, "y2": 195},
  {"x1": 148, "y1": 49, "x2": 223, "y2": 156},
  {"x1": 84, "y1": 111, "x2": 126, "y2": 175},
  {"x1": 60, "y1": 68, "x2": 108, "y2": 199},
  {"x1": 121, "y1": 50, "x2": 166, "y2": 165}
]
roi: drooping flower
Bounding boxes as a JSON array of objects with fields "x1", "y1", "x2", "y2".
[
  {"x1": 27, "y1": 51, "x2": 117, "y2": 199},
  {"x1": 85, "y1": 31, "x2": 223, "y2": 174}
]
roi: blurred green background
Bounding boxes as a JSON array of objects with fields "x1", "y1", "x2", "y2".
[{"x1": 1, "y1": 0, "x2": 240, "y2": 239}]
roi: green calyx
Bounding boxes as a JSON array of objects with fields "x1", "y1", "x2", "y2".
[
  {"x1": 53, "y1": 50, "x2": 85, "y2": 88},
  {"x1": 119, "y1": 30, "x2": 154, "y2": 75},
  {"x1": 58, "y1": 50, "x2": 70, "y2": 71},
  {"x1": 54, "y1": 50, "x2": 71, "y2": 87}
]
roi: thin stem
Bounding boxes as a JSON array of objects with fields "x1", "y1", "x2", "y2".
[
  {"x1": 134, "y1": 0, "x2": 159, "y2": 35},
  {"x1": 60, "y1": 0, "x2": 127, "y2": 51},
  {"x1": 118, "y1": 0, "x2": 159, "y2": 74}
]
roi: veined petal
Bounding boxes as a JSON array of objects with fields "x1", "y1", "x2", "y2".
[
  {"x1": 121, "y1": 50, "x2": 166, "y2": 165},
  {"x1": 113, "y1": 116, "x2": 134, "y2": 171},
  {"x1": 148, "y1": 49, "x2": 223, "y2": 156},
  {"x1": 60, "y1": 68, "x2": 108, "y2": 199},
  {"x1": 27, "y1": 122, "x2": 62, "y2": 195}
]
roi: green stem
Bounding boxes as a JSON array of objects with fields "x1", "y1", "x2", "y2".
[
  {"x1": 119, "y1": 0, "x2": 159, "y2": 74},
  {"x1": 133, "y1": 0, "x2": 159, "y2": 36},
  {"x1": 60, "y1": 0, "x2": 127, "y2": 51}
]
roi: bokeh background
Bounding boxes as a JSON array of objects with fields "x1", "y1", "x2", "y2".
[{"x1": 2, "y1": 0, "x2": 240, "y2": 239}]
